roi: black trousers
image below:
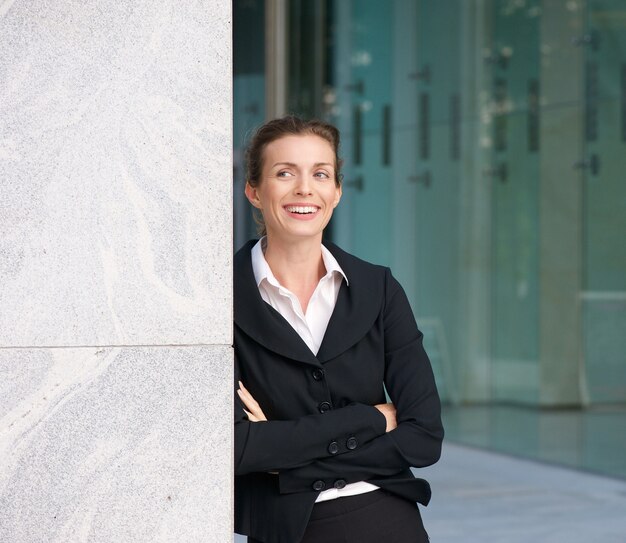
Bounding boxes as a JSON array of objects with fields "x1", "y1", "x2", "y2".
[{"x1": 248, "y1": 489, "x2": 429, "y2": 543}]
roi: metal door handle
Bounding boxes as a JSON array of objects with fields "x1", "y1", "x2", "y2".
[
  {"x1": 573, "y1": 154, "x2": 600, "y2": 176},
  {"x1": 419, "y1": 93, "x2": 430, "y2": 160},
  {"x1": 408, "y1": 171, "x2": 431, "y2": 188},
  {"x1": 484, "y1": 52, "x2": 509, "y2": 70},
  {"x1": 409, "y1": 65, "x2": 431, "y2": 83},
  {"x1": 345, "y1": 176, "x2": 364, "y2": 191},
  {"x1": 572, "y1": 31, "x2": 600, "y2": 50},
  {"x1": 382, "y1": 105, "x2": 391, "y2": 166},
  {"x1": 483, "y1": 163, "x2": 508, "y2": 183},
  {"x1": 344, "y1": 80, "x2": 365, "y2": 95},
  {"x1": 353, "y1": 105, "x2": 362, "y2": 165}
]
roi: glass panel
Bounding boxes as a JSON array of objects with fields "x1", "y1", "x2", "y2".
[
  {"x1": 230, "y1": 0, "x2": 626, "y2": 481},
  {"x1": 489, "y1": 0, "x2": 541, "y2": 403},
  {"x1": 582, "y1": 0, "x2": 626, "y2": 403},
  {"x1": 411, "y1": 0, "x2": 463, "y2": 404},
  {"x1": 443, "y1": 404, "x2": 626, "y2": 478},
  {"x1": 330, "y1": 0, "x2": 393, "y2": 266}
]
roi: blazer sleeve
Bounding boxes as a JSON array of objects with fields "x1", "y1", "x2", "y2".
[
  {"x1": 278, "y1": 269, "x2": 444, "y2": 494},
  {"x1": 234, "y1": 357, "x2": 387, "y2": 475}
]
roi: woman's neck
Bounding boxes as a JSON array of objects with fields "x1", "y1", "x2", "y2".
[{"x1": 263, "y1": 236, "x2": 326, "y2": 314}]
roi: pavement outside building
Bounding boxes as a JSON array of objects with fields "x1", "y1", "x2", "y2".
[
  {"x1": 235, "y1": 442, "x2": 626, "y2": 542},
  {"x1": 420, "y1": 443, "x2": 626, "y2": 542}
]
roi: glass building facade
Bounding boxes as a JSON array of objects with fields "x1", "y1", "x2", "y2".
[{"x1": 234, "y1": 0, "x2": 626, "y2": 479}]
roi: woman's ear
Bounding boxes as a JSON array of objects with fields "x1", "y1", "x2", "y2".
[
  {"x1": 244, "y1": 182, "x2": 262, "y2": 209},
  {"x1": 333, "y1": 184, "x2": 342, "y2": 208}
]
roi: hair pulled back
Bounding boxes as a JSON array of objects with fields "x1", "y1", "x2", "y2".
[{"x1": 245, "y1": 115, "x2": 343, "y2": 189}]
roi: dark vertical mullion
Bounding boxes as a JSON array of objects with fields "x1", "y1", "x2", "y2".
[
  {"x1": 450, "y1": 93, "x2": 461, "y2": 160},
  {"x1": 382, "y1": 104, "x2": 392, "y2": 166},
  {"x1": 353, "y1": 104, "x2": 362, "y2": 165},
  {"x1": 494, "y1": 78, "x2": 507, "y2": 152}
]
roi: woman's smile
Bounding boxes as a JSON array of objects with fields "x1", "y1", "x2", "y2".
[
  {"x1": 245, "y1": 134, "x2": 342, "y2": 242},
  {"x1": 283, "y1": 203, "x2": 321, "y2": 220}
]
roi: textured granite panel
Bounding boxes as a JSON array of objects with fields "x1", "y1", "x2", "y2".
[
  {"x1": 0, "y1": 0, "x2": 232, "y2": 347},
  {"x1": 0, "y1": 345, "x2": 233, "y2": 542}
]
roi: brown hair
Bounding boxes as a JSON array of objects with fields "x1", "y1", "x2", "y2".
[{"x1": 244, "y1": 116, "x2": 343, "y2": 235}]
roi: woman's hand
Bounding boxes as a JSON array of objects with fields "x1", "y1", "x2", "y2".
[
  {"x1": 237, "y1": 381, "x2": 267, "y2": 422},
  {"x1": 374, "y1": 402, "x2": 397, "y2": 432},
  {"x1": 238, "y1": 380, "x2": 395, "y2": 433}
]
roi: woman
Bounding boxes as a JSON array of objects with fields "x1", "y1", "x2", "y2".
[{"x1": 234, "y1": 116, "x2": 443, "y2": 543}]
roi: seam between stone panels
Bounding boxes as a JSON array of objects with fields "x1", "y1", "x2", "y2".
[{"x1": 0, "y1": 343, "x2": 234, "y2": 350}]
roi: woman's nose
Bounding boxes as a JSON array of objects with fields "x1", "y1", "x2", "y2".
[{"x1": 294, "y1": 176, "x2": 313, "y2": 195}]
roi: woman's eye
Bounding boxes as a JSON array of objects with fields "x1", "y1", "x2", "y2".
[
  {"x1": 314, "y1": 171, "x2": 330, "y2": 179},
  {"x1": 276, "y1": 171, "x2": 293, "y2": 178}
]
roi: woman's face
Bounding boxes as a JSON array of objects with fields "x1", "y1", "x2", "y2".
[{"x1": 245, "y1": 134, "x2": 342, "y2": 243}]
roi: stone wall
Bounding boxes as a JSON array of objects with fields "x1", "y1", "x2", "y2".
[{"x1": 0, "y1": 1, "x2": 233, "y2": 541}]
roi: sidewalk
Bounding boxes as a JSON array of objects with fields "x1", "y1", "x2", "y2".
[
  {"x1": 234, "y1": 443, "x2": 626, "y2": 542},
  {"x1": 420, "y1": 443, "x2": 626, "y2": 542}
]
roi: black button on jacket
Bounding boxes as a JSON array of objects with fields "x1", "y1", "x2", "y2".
[{"x1": 234, "y1": 240, "x2": 444, "y2": 543}]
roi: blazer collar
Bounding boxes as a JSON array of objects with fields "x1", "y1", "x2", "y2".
[{"x1": 234, "y1": 240, "x2": 383, "y2": 365}]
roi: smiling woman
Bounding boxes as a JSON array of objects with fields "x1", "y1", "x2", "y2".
[
  {"x1": 234, "y1": 116, "x2": 443, "y2": 543},
  {"x1": 244, "y1": 133, "x2": 342, "y2": 246},
  {"x1": 243, "y1": 117, "x2": 342, "y2": 230}
]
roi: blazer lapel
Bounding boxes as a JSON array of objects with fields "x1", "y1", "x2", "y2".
[
  {"x1": 234, "y1": 240, "x2": 321, "y2": 366},
  {"x1": 234, "y1": 240, "x2": 383, "y2": 366},
  {"x1": 316, "y1": 241, "x2": 382, "y2": 363}
]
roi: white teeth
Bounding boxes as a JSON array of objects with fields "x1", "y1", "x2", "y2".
[{"x1": 285, "y1": 206, "x2": 318, "y2": 214}]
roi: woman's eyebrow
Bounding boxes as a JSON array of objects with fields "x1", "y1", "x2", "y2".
[{"x1": 270, "y1": 162, "x2": 334, "y2": 169}]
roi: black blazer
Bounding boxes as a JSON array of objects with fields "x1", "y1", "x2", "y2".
[{"x1": 234, "y1": 240, "x2": 444, "y2": 543}]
